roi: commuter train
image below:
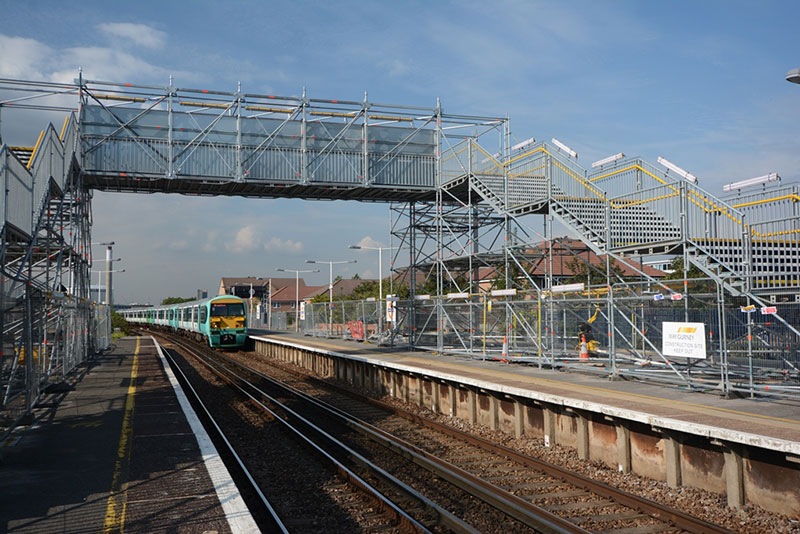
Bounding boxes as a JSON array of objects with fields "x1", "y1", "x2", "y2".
[{"x1": 121, "y1": 295, "x2": 248, "y2": 348}]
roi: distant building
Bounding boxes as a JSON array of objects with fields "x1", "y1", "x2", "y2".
[
  {"x1": 269, "y1": 284, "x2": 326, "y2": 309},
  {"x1": 218, "y1": 277, "x2": 310, "y2": 300},
  {"x1": 306, "y1": 278, "x2": 377, "y2": 300},
  {"x1": 197, "y1": 289, "x2": 208, "y2": 300}
]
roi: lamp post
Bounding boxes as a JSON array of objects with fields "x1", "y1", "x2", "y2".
[
  {"x1": 348, "y1": 244, "x2": 396, "y2": 338},
  {"x1": 786, "y1": 68, "x2": 800, "y2": 84},
  {"x1": 91, "y1": 242, "x2": 117, "y2": 307},
  {"x1": 90, "y1": 269, "x2": 125, "y2": 304},
  {"x1": 276, "y1": 268, "x2": 319, "y2": 332},
  {"x1": 306, "y1": 259, "x2": 356, "y2": 337}
]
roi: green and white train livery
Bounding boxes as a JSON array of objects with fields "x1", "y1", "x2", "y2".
[{"x1": 122, "y1": 295, "x2": 248, "y2": 348}]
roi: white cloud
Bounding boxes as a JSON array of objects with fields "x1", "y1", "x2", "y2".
[
  {"x1": 203, "y1": 231, "x2": 218, "y2": 253},
  {"x1": 263, "y1": 237, "x2": 303, "y2": 253},
  {"x1": 50, "y1": 47, "x2": 169, "y2": 84},
  {"x1": 0, "y1": 35, "x2": 52, "y2": 79},
  {"x1": 0, "y1": 31, "x2": 193, "y2": 89},
  {"x1": 98, "y1": 23, "x2": 166, "y2": 49},
  {"x1": 227, "y1": 225, "x2": 259, "y2": 253},
  {"x1": 168, "y1": 240, "x2": 189, "y2": 251},
  {"x1": 382, "y1": 58, "x2": 411, "y2": 78},
  {"x1": 355, "y1": 236, "x2": 384, "y2": 249}
]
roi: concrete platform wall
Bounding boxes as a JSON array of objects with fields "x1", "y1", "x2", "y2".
[{"x1": 253, "y1": 337, "x2": 800, "y2": 515}]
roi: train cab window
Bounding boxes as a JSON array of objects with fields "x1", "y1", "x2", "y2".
[
  {"x1": 211, "y1": 302, "x2": 245, "y2": 316},
  {"x1": 199, "y1": 306, "x2": 208, "y2": 323}
]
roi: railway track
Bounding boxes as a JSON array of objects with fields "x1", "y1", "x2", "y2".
[
  {"x1": 155, "y1": 331, "x2": 733, "y2": 533},
  {"x1": 235, "y1": 351, "x2": 733, "y2": 534},
  {"x1": 157, "y1": 333, "x2": 436, "y2": 533}
]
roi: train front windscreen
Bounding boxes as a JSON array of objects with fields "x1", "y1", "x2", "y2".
[{"x1": 211, "y1": 302, "x2": 245, "y2": 316}]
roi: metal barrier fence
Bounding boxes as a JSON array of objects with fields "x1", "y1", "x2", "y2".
[
  {"x1": 302, "y1": 300, "x2": 384, "y2": 342},
  {"x1": 300, "y1": 286, "x2": 800, "y2": 398},
  {"x1": 1, "y1": 291, "x2": 110, "y2": 436},
  {"x1": 249, "y1": 306, "x2": 289, "y2": 331}
]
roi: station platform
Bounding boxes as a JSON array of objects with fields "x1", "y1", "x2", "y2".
[
  {"x1": 0, "y1": 336, "x2": 257, "y2": 533},
  {"x1": 251, "y1": 330, "x2": 800, "y2": 455}
]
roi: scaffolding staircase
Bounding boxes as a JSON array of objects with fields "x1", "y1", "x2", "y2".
[
  {"x1": 462, "y1": 140, "x2": 799, "y2": 298},
  {"x1": 437, "y1": 139, "x2": 800, "y2": 387},
  {"x1": 0, "y1": 113, "x2": 109, "y2": 433}
]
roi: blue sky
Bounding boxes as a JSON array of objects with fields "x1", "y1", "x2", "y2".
[{"x1": 2, "y1": 0, "x2": 799, "y2": 304}]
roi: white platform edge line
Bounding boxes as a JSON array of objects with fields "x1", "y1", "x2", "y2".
[
  {"x1": 150, "y1": 336, "x2": 259, "y2": 533},
  {"x1": 250, "y1": 335, "x2": 800, "y2": 455}
]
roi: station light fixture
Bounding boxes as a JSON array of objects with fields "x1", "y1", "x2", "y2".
[
  {"x1": 657, "y1": 156, "x2": 697, "y2": 183},
  {"x1": 551, "y1": 138, "x2": 577, "y2": 159},
  {"x1": 551, "y1": 282, "x2": 585, "y2": 294},
  {"x1": 723, "y1": 172, "x2": 780, "y2": 192},
  {"x1": 480, "y1": 151, "x2": 502, "y2": 164},
  {"x1": 786, "y1": 68, "x2": 800, "y2": 85},
  {"x1": 511, "y1": 137, "x2": 536, "y2": 152},
  {"x1": 591, "y1": 152, "x2": 625, "y2": 169}
]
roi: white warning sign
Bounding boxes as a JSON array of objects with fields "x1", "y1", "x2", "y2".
[
  {"x1": 662, "y1": 322, "x2": 706, "y2": 359},
  {"x1": 300, "y1": 301, "x2": 305, "y2": 320}
]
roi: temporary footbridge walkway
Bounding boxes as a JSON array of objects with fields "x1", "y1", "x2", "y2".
[{"x1": 1, "y1": 77, "x2": 798, "y2": 432}]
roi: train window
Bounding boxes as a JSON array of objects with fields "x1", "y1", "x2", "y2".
[
  {"x1": 168, "y1": 309, "x2": 173, "y2": 320},
  {"x1": 211, "y1": 303, "x2": 245, "y2": 316},
  {"x1": 199, "y1": 306, "x2": 207, "y2": 323}
]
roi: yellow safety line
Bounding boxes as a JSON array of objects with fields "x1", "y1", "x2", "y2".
[
  {"x1": 733, "y1": 194, "x2": 800, "y2": 209},
  {"x1": 27, "y1": 130, "x2": 44, "y2": 170},
  {"x1": 59, "y1": 116, "x2": 69, "y2": 141},
  {"x1": 472, "y1": 143, "x2": 504, "y2": 171},
  {"x1": 473, "y1": 143, "x2": 798, "y2": 241},
  {"x1": 103, "y1": 336, "x2": 140, "y2": 534}
]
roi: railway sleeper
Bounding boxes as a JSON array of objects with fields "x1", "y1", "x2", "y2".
[
  {"x1": 597, "y1": 524, "x2": 676, "y2": 534},
  {"x1": 570, "y1": 511, "x2": 651, "y2": 524},
  {"x1": 546, "y1": 499, "x2": 614, "y2": 511}
]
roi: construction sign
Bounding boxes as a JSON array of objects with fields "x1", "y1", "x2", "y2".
[
  {"x1": 662, "y1": 322, "x2": 706, "y2": 359},
  {"x1": 386, "y1": 296, "x2": 396, "y2": 322}
]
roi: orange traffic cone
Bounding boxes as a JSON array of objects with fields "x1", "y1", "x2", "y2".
[
  {"x1": 580, "y1": 334, "x2": 589, "y2": 361},
  {"x1": 501, "y1": 334, "x2": 508, "y2": 362}
]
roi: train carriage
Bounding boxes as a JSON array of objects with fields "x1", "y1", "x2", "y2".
[{"x1": 122, "y1": 295, "x2": 247, "y2": 348}]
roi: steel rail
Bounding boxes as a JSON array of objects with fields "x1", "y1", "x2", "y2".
[
  {"x1": 180, "y1": 337, "x2": 592, "y2": 534},
  {"x1": 159, "y1": 345, "x2": 289, "y2": 534},
  {"x1": 287, "y1": 361, "x2": 735, "y2": 534},
  {"x1": 158, "y1": 332, "x2": 439, "y2": 534},
  {"x1": 250, "y1": 365, "x2": 592, "y2": 534}
]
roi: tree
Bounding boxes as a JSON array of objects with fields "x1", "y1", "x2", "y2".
[
  {"x1": 491, "y1": 263, "x2": 530, "y2": 291},
  {"x1": 352, "y1": 273, "x2": 361, "y2": 280},
  {"x1": 564, "y1": 256, "x2": 625, "y2": 286},
  {"x1": 111, "y1": 310, "x2": 131, "y2": 335},
  {"x1": 161, "y1": 296, "x2": 195, "y2": 305},
  {"x1": 665, "y1": 257, "x2": 704, "y2": 280}
]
